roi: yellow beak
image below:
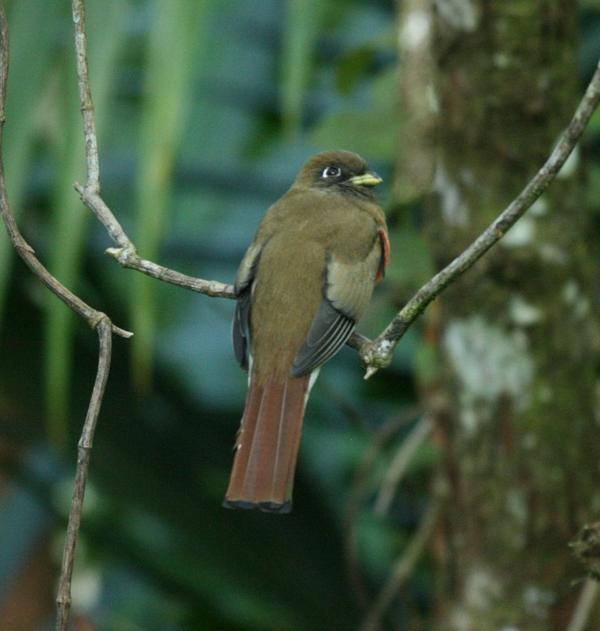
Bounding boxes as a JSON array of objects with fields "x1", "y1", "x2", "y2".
[{"x1": 349, "y1": 171, "x2": 383, "y2": 187}]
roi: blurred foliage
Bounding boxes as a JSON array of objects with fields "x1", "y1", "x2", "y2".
[
  {"x1": 0, "y1": 0, "x2": 61, "y2": 327},
  {"x1": 131, "y1": 0, "x2": 213, "y2": 391},
  {"x1": 0, "y1": 0, "x2": 599, "y2": 630}
]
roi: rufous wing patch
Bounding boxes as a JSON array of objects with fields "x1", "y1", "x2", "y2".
[{"x1": 376, "y1": 228, "x2": 390, "y2": 282}]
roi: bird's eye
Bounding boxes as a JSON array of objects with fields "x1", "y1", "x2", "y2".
[{"x1": 322, "y1": 165, "x2": 341, "y2": 179}]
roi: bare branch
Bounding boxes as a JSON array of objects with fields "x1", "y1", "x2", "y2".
[
  {"x1": 70, "y1": 0, "x2": 232, "y2": 298},
  {"x1": 359, "y1": 491, "x2": 443, "y2": 631},
  {"x1": 74, "y1": 181, "x2": 134, "y2": 252},
  {"x1": 358, "y1": 59, "x2": 600, "y2": 377},
  {"x1": 105, "y1": 244, "x2": 234, "y2": 298},
  {"x1": 0, "y1": 8, "x2": 130, "y2": 338},
  {"x1": 343, "y1": 411, "x2": 418, "y2": 611},
  {"x1": 0, "y1": 7, "x2": 128, "y2": 631},
  {"x1": 374, "y1": 416, "x2": 432, "y2": 516},
  {"x1": 72, "y1": 0, "x2": 99, "y2": 192},
  {"x1": 55, "y1": 317, "x2": 113, "y2": 631}
]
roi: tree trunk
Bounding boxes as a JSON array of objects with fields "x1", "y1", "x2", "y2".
[{"x1": 418, "y1": 2, "x2": 600, "y2": 629}]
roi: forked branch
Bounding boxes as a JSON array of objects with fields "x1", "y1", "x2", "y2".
[
  {"x1": 357, "y1": 60, "x2": 600, "y2": 376},
  {"x1": 73, "y1": 0, "x2": 600, "y2": 377},
  {"x1": 0, "y1": 7, "x2": 131, "y2": 631}
]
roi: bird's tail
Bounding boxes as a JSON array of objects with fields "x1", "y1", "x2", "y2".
[{"x1": 223, "y1": 374, "x2": 310, "y2": 513}]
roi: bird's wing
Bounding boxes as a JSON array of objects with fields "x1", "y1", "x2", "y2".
[
  {"x1": 233, "y1": 242, "x2": 262, "y2": 370},
  {"x1": 291, "y1": 237, "x2": 382, "y2": 377},
  {"x1": 290, "y1": 298, "x2": 355, "y2": 377}
]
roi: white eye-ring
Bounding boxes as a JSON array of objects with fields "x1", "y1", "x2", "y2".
[{"x1": 322, "y1": 165, "x2": 341, "y2": 178}]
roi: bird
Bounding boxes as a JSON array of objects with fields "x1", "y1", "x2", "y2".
[{"x1": 223, "y1": 150, "x2": 389, "y2": 513}]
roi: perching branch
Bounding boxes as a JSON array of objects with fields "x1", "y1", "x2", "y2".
[
  {"x1": 71, "y1": 0, "x2": 234, "y2": 299},
  {"x1": 357, "y1": 59, "x2": 600, "y2": 377},
  {"x1": 0, "y1": 7, "x2": 130, "y2": 631},
  {"x1": 74, "y1": 0, "x2": 600, "y2": 376}
]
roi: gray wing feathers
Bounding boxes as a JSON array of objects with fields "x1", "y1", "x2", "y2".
[
  {"x1": 233, "y1": 289, "x2": 251, "y2": 370},
  {"x1": 291, "y1": 243, "x2": 381, "y2": 377},
  {"x1": 232, "y1": 242, "x2": 262, "y2": 370},
  {"x1": 291, "y1": 299, "x2": 355, "y2": 377}
]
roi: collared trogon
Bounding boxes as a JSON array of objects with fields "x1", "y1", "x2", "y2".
[{"x1": 224, "y1": 150, "x2": 389, "y2": 513}]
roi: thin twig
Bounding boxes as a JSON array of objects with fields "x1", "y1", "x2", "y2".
[
  {"x1": 357, "y1": 59, "x2": 600, "y2": 378},
  {"x1": 374, "y1": 416, "x2": 432, "y2": 517},
  {"x1": 359, "y1": 492, "x2": 443, "y2": 631},
  {"x1": 0, "y1": 8, "x2": 130, "y2": 339},
  {"x1": 105, "y1": 243, "x2": 234, "y2": 297},
  {"x1": 343, "y1": 409, "x2": 419, "y2": 611},
  {"x1": 55, "y1": 318, "x2": 112, "y2": 630},
  {"x1": 566, "y1": 579, "x2": 599, "y2": 631},
  {"x1": 0, "y1": 7, "x2": 125, "y2": 631},
  {"x1": 70, "y1": 0, "x2": 234, "y2": 298},
  {"x1": 72, "y1": 0, "x2": 99, "y2": 193},
  {"x1": 0, "y1": 10, "x2": 130, "y2": 338}
]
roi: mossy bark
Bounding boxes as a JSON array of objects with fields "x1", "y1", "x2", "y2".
[{"x1": 419, "y1": 2, "x2": 600, "y2": 629}]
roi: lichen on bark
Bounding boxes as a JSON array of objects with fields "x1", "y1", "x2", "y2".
[{"x1": 415, "y1": 1, "x2": 600, "y2": 628}]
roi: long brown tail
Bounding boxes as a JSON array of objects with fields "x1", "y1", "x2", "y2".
[{"x1": 223, "y1": 374, "x2": 310, "y2": 513}]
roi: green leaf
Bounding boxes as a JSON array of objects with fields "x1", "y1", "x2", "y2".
[
  {"x1": 131, "y1": 0, "x2": 213, "y2": 390},
  {"x1": 334, "y1": 45, "x2": 377, "y2": 95},
  {"x1": 280, "y1": 0, "x2": 326, "y2": 138},
  {"x1": 310, "y1": 67, "x2": 399, "y2": 161},
  {"x1": 386, "y1": 224, "x2": 435, "y2": 288},
  {"x1": 334, "y1": 29, "x2": 395, "y2": 95}
]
